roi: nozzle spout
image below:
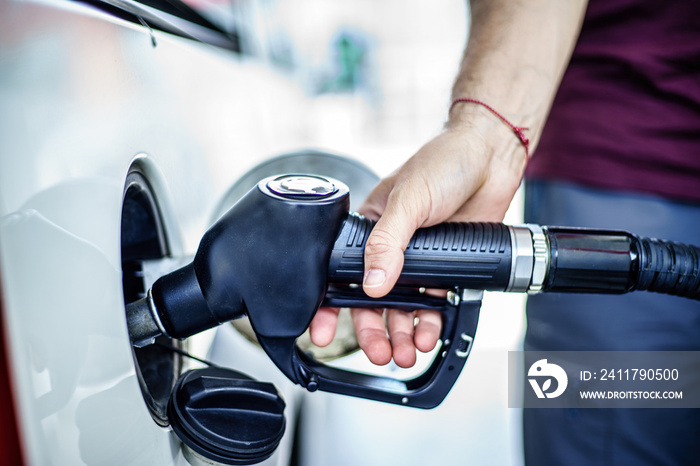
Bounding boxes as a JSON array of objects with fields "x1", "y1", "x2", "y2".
[{"x1": 126, "y1": 291, "x2": 164, "y2": 347}]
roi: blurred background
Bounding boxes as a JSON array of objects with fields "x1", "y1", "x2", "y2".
[{"x1": 203, "y1": 0, "x2": 469, "y2": 170}]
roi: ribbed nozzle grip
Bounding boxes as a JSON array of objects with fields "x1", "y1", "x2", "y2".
[{"x1": 327, "y1": 213, "x2": 513, "y2": 290}]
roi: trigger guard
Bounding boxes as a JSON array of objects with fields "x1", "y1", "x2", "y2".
[{"x1": 260, "y1": 289, "x2": 482, "y2": 409}]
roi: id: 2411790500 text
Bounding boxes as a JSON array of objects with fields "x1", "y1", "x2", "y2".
[{"x1": 581, "y1": 368, "x2": 679, "y2": 381}]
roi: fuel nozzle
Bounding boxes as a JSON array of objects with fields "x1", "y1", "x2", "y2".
[
  {"x1": 125, "y1": 173, "x2": 700, "y2": 408},
  {"x1": 126, "y1": 174, "x2": 351, "y2": 348}
]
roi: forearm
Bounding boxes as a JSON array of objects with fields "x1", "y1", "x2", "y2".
[{"x1": 450, "y1": 0, "x2": 588, "y2": 154}]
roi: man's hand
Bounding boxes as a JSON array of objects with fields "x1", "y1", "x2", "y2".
[{"x1": 310, "y1": 118, "x2": 527, "y2": 367}]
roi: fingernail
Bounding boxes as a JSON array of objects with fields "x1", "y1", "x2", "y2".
[{"x1": 363, "y1": 268, "x2": 386, "y2": 288}]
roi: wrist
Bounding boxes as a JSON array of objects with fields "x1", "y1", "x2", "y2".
[
  {"x1": 451, "y1": 98, "x2": 530, "y2": 157},
  {"x1": 445, "y1": 99, "x2": 531, "y2": 164}
]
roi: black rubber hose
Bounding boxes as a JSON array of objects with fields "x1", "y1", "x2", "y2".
[{"x1": 634, "y1": 238, "x2": 700, "y2": 300}]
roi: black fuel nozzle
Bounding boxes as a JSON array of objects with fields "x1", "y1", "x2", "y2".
[
  {"x1": 126, "y1": 174, "x2": 700, "y2": 408},
  {"x1": 128, "y1": 174, "x2": 350, "y2": 346}
]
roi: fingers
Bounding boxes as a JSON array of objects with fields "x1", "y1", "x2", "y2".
[
  {"x1": 351, "y1": 308, "x2": 443, "y2": 369},
  {"x1": 362, "y1": 187, "x2": 427, "y2": 298},
  {"x1": 361, "y1": 226, "x2": 405, "y2": 298},
  {"x1": 386, "y1": 309, "x2": 418, "y2": 368},
  {"x1": 309, "y1": 307, "x2": 340, "y2": 347},
  {"x1": 351, "y1": 308, "x2": 393, "y2": 366},
  {"x1": 414, "y1": 310, "x2": 442, "y2": 353},
  {"x1": 314, "y1": 306, "x2": 439, "y2": 366},
  {"x1": 386, "y1": 309, "x2": 442, "y2": 367}
]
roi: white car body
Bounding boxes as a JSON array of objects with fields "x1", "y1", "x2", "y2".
[{"x1": 1, "y1": 1, "x2": 311, "y2": 463}]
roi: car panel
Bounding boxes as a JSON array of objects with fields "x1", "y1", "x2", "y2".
[{"x1": 0, "y1": 0, "x2": 307, "y2": 463}]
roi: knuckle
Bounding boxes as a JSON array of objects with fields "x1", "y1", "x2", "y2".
[{"x1": 365, "y1": 229, "x2": 401, "y2": 257}]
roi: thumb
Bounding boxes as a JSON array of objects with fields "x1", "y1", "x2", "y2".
[{"x1": 362, "y1": 198, "x2": 423, "y2": 298}]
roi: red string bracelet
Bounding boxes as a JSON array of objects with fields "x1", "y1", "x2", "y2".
[{"x1": 449, "y1": 98, "x2": 530, "y2": 157}]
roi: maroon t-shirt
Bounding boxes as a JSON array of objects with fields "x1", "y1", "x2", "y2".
[{"x1": 526, "y1": 0, "x2": 700, "y2": 203}]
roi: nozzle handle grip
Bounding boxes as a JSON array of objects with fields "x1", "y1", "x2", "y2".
[
  {"x1": 257, "y1": 286, "x2": 482, "y2": 409},
  {"x1": 328, "y1": 213, "x2": 513, "y2": 291}
]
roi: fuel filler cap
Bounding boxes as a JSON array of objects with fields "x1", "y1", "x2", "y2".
[{"x1": 168, "y1": 367, "x2": 286, "y2": 466}]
